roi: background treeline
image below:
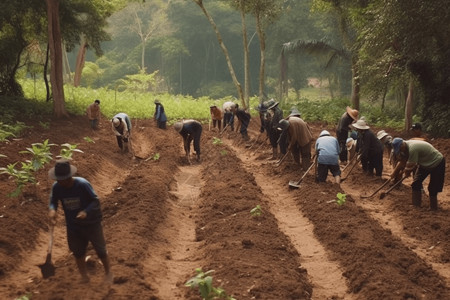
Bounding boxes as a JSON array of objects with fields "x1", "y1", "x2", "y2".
[{"x1": 1, "y1": 0, "x2": 449, "y2": 137}]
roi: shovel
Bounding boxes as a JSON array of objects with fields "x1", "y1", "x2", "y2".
[
  {"x1": 274, "y1": 152, "x2": 289, "y2": 167},
  {"x1": 38, "y1": 225, "x2": 55, "y2": 278},
  {"x1": 288, "y1": 158, "x2": 316, "y2": 189},
  {"x1": 360, "y1": 178, "x2": 391, "y2": 199},
  {"x1": 340, "y1": 157, "x2": 360, "y2": 182},
  {"x1": 379, "y1": 176, "x2": 407, "y2": 199}
]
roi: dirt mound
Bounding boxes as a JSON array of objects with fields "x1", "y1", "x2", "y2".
[{"x1": 0, "y1": 115, "x2": 449, "y2": 299}]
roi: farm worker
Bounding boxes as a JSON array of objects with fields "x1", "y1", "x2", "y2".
[
  {"x1": 352, "y1": 119, "x2": 383, "y2": 177},
  {"x1": 222, "y1": 101, "x2": 236, "y2": 131},
  {"x1": 48, "y1": 159, "x2": 113, "y2": 284},
  {"x1": 210, "y1": 105, "x2": 223, "y2": 131},
  {"x1": 174, "y1": 119, "x2": 203, "y2": 164},
  {"x1": 336, "y1": 106, "x2": 358, "y2": 164},
  {"x1": 377, "y1": 130, "x2": 393, "y2": 160},
  {"x1": 255, "y1": 102, "x2": 269, "y2": 134},
  {"x1": 264, "y1": 99, "x2": 285, "y2": 159},
  {"x1": 410, "y1": 122, "x2": 427, "y2": 141},
  {"x1": 390, "y1": 138, "x2": 445, "y2": 210},
  {"x1": 153, "y1": 99, "x2": 167, "y2": 129},
  {"x1": 86, "y1": 99, "x2": 101, "y2": 130},
  {"x1": 111, "y1": 113, "x2": 131, "y2": 152},
  {"x1": 231, "y1": 103, "x2": 251, "y2": 141},
  {"x1": 277, "y1": 116, "x2": 313, "y2": 171},
  {"x1": 315, "y1": 130, "x2": 341, "y2": 184}
]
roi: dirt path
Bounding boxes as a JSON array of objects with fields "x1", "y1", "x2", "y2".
[
  {"x1": 229, "y1": 143, "x2": 354, "y2": 299},
  {"x1": 145, "y1": 165, "x2": 204, "y2": 299}
]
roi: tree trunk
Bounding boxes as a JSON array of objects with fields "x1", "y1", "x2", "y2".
[
  {"x1": 194, "y1": 0, "x2": 245, "y2": 108},
  {"x1": 46, "y1": 0, "x2": 68, "y2": 118},
  {"x1": 74, "y1": 36, "x2": 87, "y2": 87},
  {"x1": 141, "y1": 41, "x2": 146, "y2": 71},
  {"x1": 44, "y1": 43, "x2": 51, "y2": 102},
  {"x1": 239, "y1": 0, "x2": 250, "y2": 108},
  {"x1": 350, "y1": 55, "x2": 360, "y2": 110},
  {"x1": 255, "y1": 13, "x2": 265, "y2": 103},
  {"x1": 404, "y1": 80, "x2": 413, "y2": 132}
]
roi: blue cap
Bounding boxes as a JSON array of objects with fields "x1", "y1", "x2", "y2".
[{"x1": 392, "y1": 138, "x2": 403, "y2": 155}]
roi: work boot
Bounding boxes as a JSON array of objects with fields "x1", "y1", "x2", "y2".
[
  {"x1": 412, "y1": 190, "x2": 422, "y2": 207},
  {"x1": 429, "y1": 196, "x2": 438, "y2": 211}
]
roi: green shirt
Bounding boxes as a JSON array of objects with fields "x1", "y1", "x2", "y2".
[{"x1": 406, "y1": 140, "x2": 443, "y2": 169}]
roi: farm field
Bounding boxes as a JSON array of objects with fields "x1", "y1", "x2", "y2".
[{"x1": 0, "y1": 114, "x2": 449, "y2": 299}]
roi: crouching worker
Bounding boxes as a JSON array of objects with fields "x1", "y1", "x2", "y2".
[
  {"x1": 315, "y1": 130, "x2": 341, "y2": 184},
  {"x1": 174, "y1": 119, "x2": 203, "y2": 164},
  {"x1": 48, "y1": 159, "x2": 113, "y2": 284},
  {"x1": 390, "y1": 138, "x2": 445, "y2": 210},
  {"x1": 111, "y1": 113, "x2": 131, "y2": 152}
]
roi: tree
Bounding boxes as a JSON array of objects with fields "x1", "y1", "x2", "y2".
[
  {"x1": 46, "y1": 0, "x2": 67, "y2": 118},
  {"x1": 192, "y1": 0, "x2": 245, "y2": 107}
]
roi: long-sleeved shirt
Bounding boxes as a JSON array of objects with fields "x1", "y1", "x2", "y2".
[
  {"x1": 154, "y1": 104, "x2": 167, "y2": 122},
  {"x1": 287, "y1": 117, "x2": 313, "y2": 148},
  {"x1": 316, "y1": 134, "x2": 340, "y2": 165},
  {"x1": 49, "y1": 177, "x2": 102, "y2": 230},
  {"x1": 86, "y1": 103, "x2": 100, "y2": 120}
]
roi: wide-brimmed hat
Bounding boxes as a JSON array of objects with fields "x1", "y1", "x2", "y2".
[
  {"x1": 352, "y1": 119, "x2": 369, "y2": 130},
  {"x1": 288, "y1": 108, "x2": 301, "y2": 118},
  {"x1": 392, "y1": 138, "x2": 404, "y2": 155},
  {"x1": 277, "y1": 119, "x2": 289, "y2": 131},
  {"x1": 319, "y1": 130, "x2": 330, "y2": 137},
  {"x1": 112, "y1": 118, "x2": 120, "y2": 127},
  {"x1": 154, "y1": 99, "x2": 161, "y2": 104},
  {"x1": 174, "y1": 121, "x2": 183, "y2": 132},
  {"x1": 267, "y1": 99, "x2": 279, "y2": 110},
  {"x1": 48, "y1": 159, "x2": 77, "y2": 180},
  {"x1": 377, "y1": 130, "x2": 388, "y2": 140},
  {"x1": 346, "y1": 106, "x2": 359, "y2": 120}
]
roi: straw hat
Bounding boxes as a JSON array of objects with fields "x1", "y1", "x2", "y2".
[
  {"x1": 377, "y1": 130, "x2": 388, "y2": 140},
  {"x1": 352, "y1": 119, "x2": 369, "y2": 130},
  {"x1": 346, "y1": 106, "x2": 359, "y2": 120},
  {"x1": 319, "y1": 130, "x2": 330, "y2": 137}
]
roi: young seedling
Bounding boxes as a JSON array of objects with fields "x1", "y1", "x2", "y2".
[
  {"x1": 20, "y1": 139, "x2": 55, "y2": 171},
  {"x1": 83, "y1": 136, "x2": 95, "y2": 143},
  {"x1": 185, "y1": 268, "x2": 235, "y2": 300},
  {"x1": 0, "y1": 162, "x2": 36, "y2": 197},
  {"x1": 57, "y1": 143, "x2": 84, "y2": 160},
  {"x1": 250, "y1": 205, "x2": 262, "y2": 217},
  {"x1": 336, "y1": 192, "x2": 346, "y2": 206},
  {"x1": 212, "y1": 137, "x2": 223, "y2": 145}
]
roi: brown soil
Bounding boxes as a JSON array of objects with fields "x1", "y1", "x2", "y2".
[{"x1": 0, "y1": 114, "x2": 449, "y2": 300}]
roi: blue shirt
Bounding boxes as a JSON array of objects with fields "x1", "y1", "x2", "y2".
[
  {"x1": 49, "y1": 177, "x2": 102, "y2": 230},
  {"x1": 315, "y1": 135, "x2": 340, "y2": 165}
]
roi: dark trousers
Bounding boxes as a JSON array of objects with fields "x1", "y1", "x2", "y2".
[
  {"x1": 224, "y1": 112, "x2": 234, "y2": 130},
  {"x1": 412, "y1": 158, "x2": 445, "y2": 196},
  {"x1": 337, "y1": 130, "x2": 349, "y2": 162}
]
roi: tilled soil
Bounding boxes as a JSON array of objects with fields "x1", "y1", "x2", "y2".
[{"x1": 0, "y1": 115, "x2": 449, "y2": 299}]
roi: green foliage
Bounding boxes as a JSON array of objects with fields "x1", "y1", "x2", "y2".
[
  {"x1": 185, "y1": 268, "x2": 235, "y2": 300},
  {"x1": 84, "y1": 136, "x2": 95, "y2": 143},
  {"x1": 152, "y1": 153, "x2": 160, "y2": 161},
  {"x1": 212, "y1": 137, "x2": 223, "y2": 145},
  {"x1": 220, "y1": 150, "x2": 228, "y2": 156},
  {"x1": 39, "y1": 121, "x2": 50, "y2": 129},
  {"x1": 336, "y1": 192, "x2": 346, "y2": 206},
  {"x1": 57, "y1": 143, "x2": 84, "y2": 160},
  {"x1": 15, "y1": 292, "x2": 32, "y2": 300},
  {"x1": 19, "y1": 139, "x2": 55, "y2": 171},
  {"x1": 250, "y1": 205, "x2": 262, "y2": 217},
  {"x1": 0, "y1": 162, "x2": 36, "y2": 197}
]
